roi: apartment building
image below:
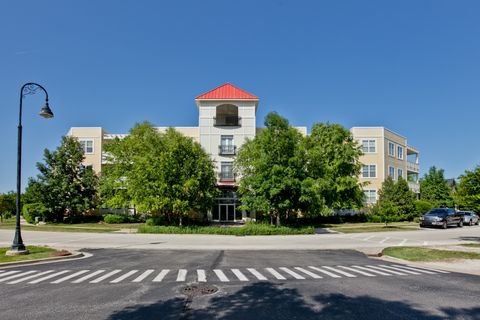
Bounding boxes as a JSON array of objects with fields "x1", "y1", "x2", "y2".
[{"x1": 350, "y1": 127, "x2": 420, "y2": 204}]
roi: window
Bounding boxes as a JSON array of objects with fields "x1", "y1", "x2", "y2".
[
  {"x1": 389, "y1": 166, "x2": 395, "y2": 179},
  {"x1": 220, "y1": 162, "x2": 234, "y2": 180},
  {"x1": 362, "y1": 165, "x2": 376, "y2": 178},
  {"x1": 361, "y1": 140, "x2": 376, "y2": 153},
  {"x1": 80, "y1": 139, "x2": 94, "y2": 154},
  {"x1": 397, "y1": 146, "x2": 404, "y2": 160},
  {"x1": 220, "y1": 136, "x2": 235, "y2": 154},
  {"x1": 388, "y1": 142, "x2": 395, "y2": 157},
  {"x1": 398, "y1": 168, "x2": 404, "y2": 179},
  {"x1": 364, "y1": 190, "x2": 377, "y2": 204}
]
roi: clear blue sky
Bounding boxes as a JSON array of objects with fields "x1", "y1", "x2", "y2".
[{"x1": 1, "y1": 0, "x2": 479, "y2": 193}]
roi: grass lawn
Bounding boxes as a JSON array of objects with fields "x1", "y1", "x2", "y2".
[
  {"x1": 138, "y1": 223, "x2": 315, "y2": 235},
  {"x1": 382, "y1": 246, "x2": 480, "y2": 262},
  {"x1": 325, "y1": 222, "x2": 419, "y2": 233},
  {"x1": 0, "y1": 246, "x2": 70, "y2": 263},
  {"x1": 460, "y1": 243, "x2": 480, "y2": 248},
  {"x1": 0, "y1": 219, "x2": 141, "y2": 233}
]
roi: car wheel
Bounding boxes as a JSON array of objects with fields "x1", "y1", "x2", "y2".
[
  {"x1": 469, "y1": 220, "x2": 473, "y2": 226},
  {"x1": 442, "y1": 221, "x2": 447, "y2": 229},
  {"x1": 476, "y1": 221, "x2": 479, "y2": 225},
  {"x1": 458, "y1": 220, "x2": 463, "y2": 228}
]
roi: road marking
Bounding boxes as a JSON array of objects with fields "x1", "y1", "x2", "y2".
[
  {"x1": 423, "y1": 241, "x2": 428, "y2": 246},
  {"x1": 132, "y1": 269, "x2": 154, "y2": 282},
  {"x1": 213, "y1": 269, "x2": 229, "y2": 282},
  {"x1": 390, "y1": 265, "x2": 437, "y2": 275},
  {"x1": 0, "y1": 270, "x2": 20, "y2": 278},
  {"x1": 378, "y1": 265, "x2": 420, "y2": 275},
  {"x1": 365, "y1": 265, "x2": 408, "y2": 276},
  {"x1": 28, "y1": 270, "x2": 71, "y2": 284},
  {"x1": 279, "y1": 267, "x2": 305, "y2": 279},
  {"x1": 308, "y1": 266, "x2": 341, "y2": 278},
  {"x1": 265, "y1": 268, "x2": 286, "y2": 280},
  {"x1": 405, "y1": 265, "x2": 450, "y2": 274},
  {"x1": 247, "y1": 268, "x2": 267, "y2": 280},
  {"x1": 231, "y1": 269, "x2": 249, "y2": 281},
  {"x1": 321, "y1": 266, "x2": 356, "y2": 277},
  {"x1": 72, "y1": 270, "x2": 105, "y2": 283},
  {"x1": 363, "y1": 235, "x2": 375, "y2": 241},
  {"x1": 176, "y1": 269, "x2": 187, "y2": 282},
  {"x1": 379, "y1": 237, "x2": 390, "y2": 243},
  {"x1": 152, "y1": 269, "x2": 170, "y2": 282},
  {"x1": 197, "y1": 269, "x2": 207, "y2": 282},
  {"x1": 8, "y1": 270, "x2": 54, "y2": 284},
  {"x1": 294, "y1": 267, "x2": 322, "y2": 279},
  {"x1": 396, "y1": 239, "x2": 408, "y2": 246},
  {"x1": 90, "y1": 270, "x2": 122, "y2": 283},
  {"x1": 351, "y1": 265, "x2": 392, "y2": 276},
  {"x1": 0, "y1": 270, "x2": 38, "y2": 283},
  {"x1": 110, "y1": 270, "x2": 138, "y2": 283},
  {"x1": 339, "y1": 266, "x2": 376, "y2": 277},
  {"x1": 52, "y1": 270, "x2": 90, "y2": 283}
]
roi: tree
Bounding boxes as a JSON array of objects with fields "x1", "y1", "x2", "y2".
[
  {"x1": 235, "y1": 112, "x2": 304, "y2": 226},
  {"x1": 371, "y1": 177, "x2": 416, "y2": 225},
  {"x1": 24, "y1": 136, "x2": 99, "y2": 222},
  {"x1": 0, "y1": 192, "x2": 16, "y2": 222},
  {"x1": 419, "y1": 166, "x2": 453, "y2": 207},
  {"x1": 302, "y1": 123, "x2": 364, "y2": 210},
  {"x1": 456, "y1": 166, "x2": 480, "y2": 212},
  {"x1": 100, "y1": 122, "x2": 217, "y2": 225}
]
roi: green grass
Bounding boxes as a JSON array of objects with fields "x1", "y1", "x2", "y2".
[
  {"x1": 138, "y1": 223, "x2": 315, "y2": 235},
  {"x1": 326, "y1": 222, "x2": 419, "y2": 233},
  {"x1": 0, "y1": 219, "x2": 141, "y2": 233},
  {"x1": 0, "y1": 246, "x2": 69, "y2": 263},
  {"x1": 460, "y1": 243, "x2": 480, "y2": 248},
  {"x1": 382, "y1": 246, "x2": 480, "y2": 262}
]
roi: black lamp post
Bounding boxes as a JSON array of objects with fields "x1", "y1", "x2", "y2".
[{"x1": 7, "y1": 83, "x2": 54, "y2": 256}]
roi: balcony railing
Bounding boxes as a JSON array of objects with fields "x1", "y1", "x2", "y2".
[
  {"x1": 407, "y1": 161, "x2": 420, "y2": 173},
  {"x1": 219, "y1": 145, "x2": 236, "y2": 155},
  {"x1": 219, "y1": 172, "x2": 236, "y2": 182},
  {"x1": 214, "y1": 116, "x2": 241, "y2": 127}
]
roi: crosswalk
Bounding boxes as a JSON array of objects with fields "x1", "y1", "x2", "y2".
[{"x1": 0, "y1": 264, "x2": 449, "y2": 286}]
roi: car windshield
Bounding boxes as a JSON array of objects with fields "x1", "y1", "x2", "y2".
[{"x1": 426, "y1": 209, "x2": 448, "y2": 216}]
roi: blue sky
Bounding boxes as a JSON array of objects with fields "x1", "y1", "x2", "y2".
[{"x1": 1, "y1": 0, "x2": 479, "y2": 193}]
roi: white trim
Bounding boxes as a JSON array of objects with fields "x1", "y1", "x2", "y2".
[
  {"x1": 361, "y1": 139, "x2": 377, "y2": 154},
  {"x1": 388, "y1": 141, "x2": 395, "y2": 157},
  {"x1": 388, "y1": 166, "x2": 396, "y2": 179},
  {"x1": 363, "y1": 189, "x2": 377, "y2": 204},
  {"x1": 397, "y1": 145, "x2": 404, "y2": 160},
  {"x1": 79, "y1": 139, "x2": 94, "y2": 154},
  {"x1": 362, "y1": 164, "x2": 377, "y2": 178},
  {"x1": 398, "y1": 168, "x2": 404, "y2": 179}
]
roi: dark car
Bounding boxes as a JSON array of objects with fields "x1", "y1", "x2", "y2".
[{"x1": 419, "y1": 208, "x2": 464, "y2": 229}]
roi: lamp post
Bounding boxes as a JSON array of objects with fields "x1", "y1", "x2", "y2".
[{"x1": 6, "y1": 83, "x2": 54, "y2": 256}]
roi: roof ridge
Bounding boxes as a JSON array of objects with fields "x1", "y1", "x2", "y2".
[{"x1": 195, "y1": 83, "x2": 258, "y2": 100}]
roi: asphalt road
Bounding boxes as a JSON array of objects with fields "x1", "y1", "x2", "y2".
[{"x1": 0, "y1": 249, "x2": 479, "y2": 320}]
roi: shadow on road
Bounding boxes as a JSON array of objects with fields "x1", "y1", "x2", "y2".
[
  {"x1": 457, "y1": 236, "x2": 480, "y2": 243},
  {"x1": 106, "y1": 282, "x2": 479, "y2": 320}
]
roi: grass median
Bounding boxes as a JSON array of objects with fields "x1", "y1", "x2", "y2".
[
  {"x1": 382, "y1": 246, "x2": 480, "y2": 262},
  {"x1": 325, "y1": 222, "x2": 419, "y2": 234},
  {"x1": 0, "y1": 219, "x2": 141, "y2": 233},
  {"x1": 0, "y1": 246, "x2": 71, "y2": 263}
]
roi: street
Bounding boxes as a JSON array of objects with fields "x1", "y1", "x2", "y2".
[{"x1": 1, "y1": 249, "x2": 479, "y2": 319}]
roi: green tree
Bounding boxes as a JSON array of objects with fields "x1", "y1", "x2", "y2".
[
  {"x1": 302, "y1": 123, "x2": 364, "y2": 210},
  {"x1": 456, "y1": 166, "x2": 480, "y2": 212},
  {"x1": 419, "y1": 166, "x2": 453, "y2": 207},
  {"x1": 24, "y1": 136, "x2": 99, "y2": 222},
  {"x1": 235, "y1": 112, "x2": 304, "y2": 226},
  {"x1": 0, "y1": 191, "x2": 16, "y2": 222},
  {"x1": 372, "y1": 177, "x2": 416, "y2": 225},
  {"x1": 100, "y1": 123, "x2": 217, "y2": 225}
]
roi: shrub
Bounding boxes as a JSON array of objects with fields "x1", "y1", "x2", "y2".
[
  {"x1": 104, "y1": 214, "x2": 128, "y2": 224},
  {"x1": 22, "y1": 203, "x2": 47, "y2": 224},
  {"x1": 415, "y1": 200, "x2": 434, "y2": 216}
]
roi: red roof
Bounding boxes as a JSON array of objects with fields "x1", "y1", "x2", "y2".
[{"x1": 196, "y1": 83, "x2": 258, "y2": 100}]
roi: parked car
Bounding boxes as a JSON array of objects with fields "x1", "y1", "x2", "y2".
[
  {"x1": 458, "y1": 211, "x2": 479, "y2": 226},
  {"x1": 419, "y1": 208, "x2": 464, "y2": 229}
]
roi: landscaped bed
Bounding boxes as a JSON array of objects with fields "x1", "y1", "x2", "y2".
[
  {"x1": 0, "y1": 246, "x2": 71, "y2": 264},
  {"x1": 325, "y1": 222, "x2": 419, "y2": 233},
  {"x1": 382, "y1": 246, "x2": 480, "y2": 262},
  {"x1": 0, "y1": 219, "x2": 142, "y2": 233}
]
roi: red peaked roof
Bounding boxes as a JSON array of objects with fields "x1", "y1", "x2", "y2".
[{"x1": 196, "y1": 83, "x2": 258, "y2": 100}]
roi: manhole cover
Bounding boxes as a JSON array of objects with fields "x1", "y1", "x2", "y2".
[{"x1": 181, "y1": 284, "x2": 218, "y2": 297}]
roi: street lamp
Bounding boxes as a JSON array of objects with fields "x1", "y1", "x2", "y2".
[{"x1": 6, "y1": 83, "x2": 54, "y2": 256}]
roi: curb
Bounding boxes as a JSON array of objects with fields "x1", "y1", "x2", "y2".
[{"x1": 0, "y1": 250, "x2": 88, "y2": 269}]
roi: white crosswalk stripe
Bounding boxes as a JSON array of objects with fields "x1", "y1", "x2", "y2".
[
  {"x1": 152, "y1": 269, "x2": 170, "y2": 282},
  {"x1": 132, "y1": 269, "x2": 154, "y2": 282},
  {"x1": 321, "y1": 266, "x2": 356, "y2": 277},
  {"x1": 0, "y1": 270, "x2": 38, "y2": 283},
  {"x1": 213, "y1": 269, "x2": 229, "y2": 282},
  {"x1": 405, "y1": 265, "x2": 450, "y2": 274},
  {"x1": 0, "y1": 270, "x2": 21, "y2": 278},
  {"x1": 72, "y1": 270, "x2": 106, "y2": 283},
  {"x1": 279, "y1": 267, "x2": 305, "y2": 279},
  {"x1": 339, "y1": 266, "x2": 376, "y2": 277},
  {"x1": 294, "y1": 267, "x2": 322, "y2": 279},
  {"x1": 391, "y1": 265, "x2": 438, "y2": 275},
  {"x1": 378, "y1": 265, "x2": 421, "y2": 275},
  {"x1": 266, "y1": 268, "x2": 286, "y2": 280},
  {"x1": 176, "y1": 269, "x2": 187, "y2": 282},
  {"x1": 29, "y1": 270, "x2": 71, "y2": 284},
  {"x1": 247, "y1": 268, "x2": 267, "y2": 280},
  {"x1": 231, "y1": 269, "x2": 249, "y2": 281},
  {"x1": 308, "y1": 266, "x2": 341, "y2": 278},
  {"x1": 366, "y1": 265, "x2": 409, "y2": 276},
  {"x1": 90, "y1": 270, "x2": 122, "y2": 283},
  {"x1": 110, "y1": 270, "x2": 138, "y2": 283},
  {"x1": 197, "y1": 269, "x2": 207, "y2": 282},
  {"x1": 52, "y1": 270, "x2": 90, "y2": 283},
  {"x1": 351, "y1": 265, "x2": 392, "y2": 276},
  {"x1": 8, "y1": 270, "x2": 54, "y2": 284}
]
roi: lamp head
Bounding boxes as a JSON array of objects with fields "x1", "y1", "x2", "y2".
[{"x1": 39, "y1": 101, "x2": 54, "y2": 119}]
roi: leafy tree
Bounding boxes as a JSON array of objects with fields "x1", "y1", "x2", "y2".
[
  {"x1": 419, "y1": 166, "x2": 453, "y2": 207},
  {"x1": 456, "y1": 166, "x2": 480, "y2": 212},
  {"x1": 302, "y1": 123, "x2": 364, "y2": 210},
  {"x1": 24, "y1": 136, "x2": 99, "y2": 222},
  {"x1": 0, "y1": 191, "x2": 16, "y2": 222},
  {"x1": 235, "y1": 112, "x2": 304, "y2": 226},
  {"x1": 100, "y1": 123, "x2": 217, "y2": 225},
  {"x1": 371, "y1": 177, "x2": 416, "y2": 225}
]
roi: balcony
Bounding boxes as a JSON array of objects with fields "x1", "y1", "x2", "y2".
[
  {"x1": 219, "y1": 145, "x2": 236, "y2": 156},
  {"x1": 214, "y1": 116, "x2": 241, "y2": 127},
  {"x1": 407, "y1": 161, "x2": 419, "y2": 173},
  {"x1": 219, "y1": 172, "x2": 236, "y2": 183}
]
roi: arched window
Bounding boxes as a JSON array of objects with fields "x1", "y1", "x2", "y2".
[{"x1": 215, "y1": 104, "x2": 240, "y2": 126}]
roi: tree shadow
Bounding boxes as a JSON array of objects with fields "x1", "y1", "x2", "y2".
[
  {"x1": 457, "y1": 236, "x2": 480, "y2": 243},
  {"x1": 106, "y1": 282, "x2": 479, "y2": 320}
]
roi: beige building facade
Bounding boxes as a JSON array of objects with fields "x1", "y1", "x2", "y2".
[{"x1": 351, "y1": 127, "x2": 420, "y2": 204}]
